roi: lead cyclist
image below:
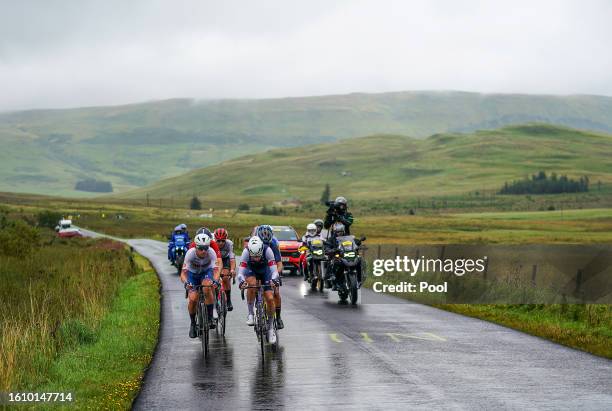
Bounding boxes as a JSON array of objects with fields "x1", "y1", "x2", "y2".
[{"x1": 237, "y1": 236, "x2": 280, "y2": 344}]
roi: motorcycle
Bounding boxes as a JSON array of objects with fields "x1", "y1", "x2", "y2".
[
  {"x1": 308, "y1": 238, "x2": 327, "y2": 292},
  {"x1": 173, "y1": 237, "x2": 187, "y2": 276},
  {"x1": 327, "y1": 235, "x2": 366, "y2": 305}
]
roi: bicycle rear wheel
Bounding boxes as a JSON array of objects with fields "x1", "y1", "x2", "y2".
[{"x1": 219, "y1": 291, "x2": 227, "y2": 336}]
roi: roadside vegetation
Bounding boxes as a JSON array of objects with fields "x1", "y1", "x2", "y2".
[
  {"x1": 1, "y1": 190, "x2": 611, "y2": 361},
  {"x1": 438, "y1": 304, "x2": 612, "y2": 359},
  {"x1": 0, "y1": 208, "x2": 159, "y2": 407}
]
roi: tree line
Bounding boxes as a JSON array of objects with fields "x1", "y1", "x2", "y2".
[
  {"x1": 75, "y1": 179, "x2": 113, "y2": 193},
  {"x1": 500, "y1": 171, "x2": 589, "y2": 195}
]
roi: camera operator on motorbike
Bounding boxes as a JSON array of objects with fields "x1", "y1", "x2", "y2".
[{"x1": 324, "y1": 196, "x2": 353, "y2": 236}]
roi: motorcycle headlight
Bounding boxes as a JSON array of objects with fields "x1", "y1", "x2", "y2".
[
  {"x1": 313, "y1": 250, "x2": 323, "y2": 255},
  {"x1": 344, "y1": 251, "x2": 356, "y2": 258}
]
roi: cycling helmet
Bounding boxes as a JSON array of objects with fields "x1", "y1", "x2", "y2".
[
  {"x1": 313, "y1": 219, "x2": 323, "y2": 229},
  {"x1": 332, "y1": 222, "x2": 346, "y2": 236},
  {"x1": 180, "y1": 223, "x2": 187, "y2": 230},
  {"x1": 334, "y1": 196, "x2": 348, "y2": 212},
  {"x1": 196, "y1": 227, "x2": 212, "y2": 237},
  {"x1": 247, "y1": 236, "x2": 264, "y2": 258},
  {"x1": 214, "y1": 228, "x2": 228, "y2": 241},
  {"x1": 194, "y1": 233, "x2": 211, "y2": 250},
  {"x1": 256, "y1": 225, "x2": 274, "y2": 244},
  {"x1": 306, "y1": 223, "x2": 317, "y2": 236}
]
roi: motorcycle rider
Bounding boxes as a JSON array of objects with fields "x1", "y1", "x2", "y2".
[
  {"x1": 168, "y1": 223, "x2": 190, "y2": 265},
  {"x1": 237, "y1": 236, "x2": 280, "y2": 344},
  {"x1": 313, "y1": 219, "x2": 324, "y2": 236},
  {"x1": 301, "y1": 223, "x2": 319, "y2": 281},
  {"x1": 214, "y1": 228, "x2": 236, "y2": 311},
  {"x1": 181, "y1": 233, "x2": 220, "y2": 337},
  {"x1": 324, "y1": 196, "x2": 353, "y2": 236},
  {"x1": 327, "y1": 222, "x2": 364, "y2": 290},
  {"x1": 325, "y1": 222, "x2": 348, "y2": 290},
  {"x1": 256, "y1": 225, "x2": 284, "y2": 329}
]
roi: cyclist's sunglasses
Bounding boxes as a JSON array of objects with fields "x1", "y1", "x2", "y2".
[{"x1": 196, "y1": 245, "x2": 209, "y2": 251}]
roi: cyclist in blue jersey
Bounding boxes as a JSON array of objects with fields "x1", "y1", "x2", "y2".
[
  {"x1": 237, "y1": 236, "x2": 280, "y2": 344},
  {"x1": 256, "y1": 225, "x2": 284, "y2": 329}
]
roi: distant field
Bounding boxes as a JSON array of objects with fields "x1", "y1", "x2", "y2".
[
  {"x1": 2, "y1": 193, "x2": 611, "y2": 244},
  {"x1": 2, "y1": 91, "x2": 612, "y2": 196},
  {"x1": 117, "y1": 124, "x2": 612, "y2": 210}
]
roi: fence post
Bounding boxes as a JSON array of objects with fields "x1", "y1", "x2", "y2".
[
  {"x1": 439, "y1": 245, "x2": 446, "y2": 260},
  {"x1": 575, "y1": 269, "x2": 583, "y2": 293},
  {"x1": 531, "y1": 264, "x2": 537, "y2": 286},
  {"x1": 483, "y1": 257, "x2": 489, "y2": 280},
  {"x1": 394, "y1": 246, "x2": 399, "y2": 258},
  {"x1": 377, "y1": 244, "x2": 381, "y2": 259},
  {"x1": 415, "y1": 248, "x2": 420, "y2": 259}
]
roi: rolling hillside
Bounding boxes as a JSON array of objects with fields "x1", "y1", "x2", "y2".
[
  {"x1": 1, "y1": 91, "x2": 612, "y2": 196},
  {"x1": 115, "y1": 124, "x2": 612, "y2": 205}
]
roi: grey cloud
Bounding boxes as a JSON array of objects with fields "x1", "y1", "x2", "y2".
[{"x1": 0, "y1": 0, "x2": 611, "y2": 111}]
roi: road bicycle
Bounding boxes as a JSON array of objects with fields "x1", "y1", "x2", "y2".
[
  {"x1": 188, "y1": 283, "x2": 217, "y2": 358},
  {"x1": 216, "y1": 273, "x2": 234, "y2": 336},
  {"x1": 241, "y1": 281, "x2": 279, "y2": 360}
]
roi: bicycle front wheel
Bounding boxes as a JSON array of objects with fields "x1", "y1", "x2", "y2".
[
  {"x1": 201, "y1": 301, "x2": 209, "y2": 358},
  {"x1": 258, "y1": 304, "x2": 265, "y2": 360}
]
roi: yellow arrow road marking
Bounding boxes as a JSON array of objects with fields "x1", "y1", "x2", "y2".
[
  {"x1": 422, "y1": 332, "x2": 446, "y2": 341},
  {"x1": 386, "y1": 332, "x2": 447, "y2": 342},
  {"x1": 360, "y1": 332, "x2": 373, "y2": 343},
  {"x1": 329, "y1": 333, "x2": 343, "y2": 343}
]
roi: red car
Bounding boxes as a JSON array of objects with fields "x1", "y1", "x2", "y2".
[
  {"x1": 247, "y1": 225, "x2": 304, "y2": 275},
  {"x1": 55, "y1": 219, "x2": 83, "y2": 238}
]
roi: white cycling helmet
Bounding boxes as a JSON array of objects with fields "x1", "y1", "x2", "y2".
[
  {"x1": 306, "y1": 223, "x2": 317, "y2": 236},
  {"x1": 194, "y1": 233, "x2": 211, "y2": 249},
  {"x1": 247, "y1": 236, "x2": 264, "y2": 258}
]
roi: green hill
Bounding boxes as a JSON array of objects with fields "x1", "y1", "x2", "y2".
[
  {"x1": 1, "y1": 91, "x2": 612, "y2": 196},
  {"x1": 115, "y1": 124, "x2": 612, "y2": 205}
]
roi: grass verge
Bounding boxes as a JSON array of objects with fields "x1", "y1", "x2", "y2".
[
  {"x1": 39, "y1": 268, "x2": 160, "y2": 408},
  {"x1": 435, "y1": 304, "x2": 612, "y2": 359},
  {"x1": 0, "y1": 209, "x2": 160, "y2": 408}
]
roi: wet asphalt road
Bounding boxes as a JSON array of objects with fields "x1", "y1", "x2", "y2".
[{"x1": 84, "y1": 232, "x2": 612, "y2": 410}]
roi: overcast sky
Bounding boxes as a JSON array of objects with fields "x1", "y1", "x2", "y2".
[{"x1": 1, "y1": 0, "x2": 611, "y2": 111}]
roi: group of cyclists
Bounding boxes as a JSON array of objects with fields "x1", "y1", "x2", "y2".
[{"x1": 168, "y1": 196, "x2": 356, "y2": 347}]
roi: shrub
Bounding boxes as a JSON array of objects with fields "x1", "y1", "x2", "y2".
[
  {"x1": 0, "y1": 219, "x2": 39, "y2": 257},
  {"x1": 190, "y1": 196, "x2": 202, "y2": 210},
  {"x1": 37, "y1": 210, "x2": 64, "y2": 229}
]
